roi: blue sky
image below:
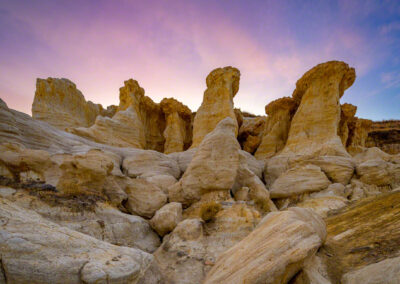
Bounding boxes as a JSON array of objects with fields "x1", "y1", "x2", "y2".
[{"x1": 0, "y1": 0, "x2": 399, "y2": 120}]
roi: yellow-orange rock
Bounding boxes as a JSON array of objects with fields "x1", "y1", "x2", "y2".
[
  {"x1": 160, "y1": 98, "x2": 192, "y2": 154},
  {"x1": 286, "y1": 61, "x2": 355, "y2": 156},
  {"x1": 32, "y1": 78, "x2": 108, "y2": 130},
  {"x1": 238, "y1": 116, "x2": 268, "y2": 154},
  {"x1": 191, "y1": 67, "x2": 240, "y2": 147},
  {"x1": 265, "y1": 61, "x2": 356, "y2": 187},
  {"x1": 255, "y1": 97, "x2": 297, "y2": 159},
  {"x1": 347, "y1": 117, "x2": 373, "y2": 151},
  {"x1": 68, "y1": 79, "x2": 166, "y2": 151},
  {"x1": 338, "y1": 103, "x2": 357, "y2": 146},
  {"x1": 68, "y1": 107, "x2": 147, "y2": 148}
]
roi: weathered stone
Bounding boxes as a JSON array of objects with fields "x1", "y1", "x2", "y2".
[
  {"x1": 338, "y1": 103, "x2": 357, "y2": 146},
  {"x1": 347, "y1": 117, "x2": 373, "y2": 149},
  {"x1": 297, "y1": 196, "x2": 348, "y2": 217},
  {"x1": 204, "y1": 207, "x2": 326, "y2": 284},
  {"x1": 169, "y1": 118, "x2": 240, "y2": 206},
  {"x1": 32, "y1": 78, "x2": 108, "y2": 130},
  {"x1": 68, "y1": 107, "x2": 147, "y2": 148},
  {"x1": 238, "y1": 116, "x2": 267, "y2": 154},
  {"x1": 342, "y1": 256, "x2": 400, "y2": 284},
  {"x1": 286, "y1": 61, "x2": 355, "y2": 157},
  {"x1": 125, "y1": 179, "x2": 167, "y2": 218},
  {"x1": 150, "y1": 202, "x2": 183, "y2": 236},
  {"x1": 154, "y1": 202, "x2": 262, "y2": 284},
  {"x1": 3, "y1": 190, "x2": 160, "y2": 253},
  {"x1": 255, "y1": 97, "x2": 297, "y2": 159},
  {"x1": 191, "y1": 67, "x2": 240, "y2": 147},
  {"x1": 160, "y1": 98, "x2": 192, "y2": 154},
  {"x1": 270, "y1": 164, "x2": 331, "y2": 198},
  {"x1": 0, "y1": 198, "x2": 157, "y2": 284},
  {"x1": 318, "y1": 191, "x2": 400, "y2": 283}
]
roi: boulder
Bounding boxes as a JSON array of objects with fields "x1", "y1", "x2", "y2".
[
  {"x1": 191, "y1": 67, "x2": 240, "y2": 147},
  {"x1": 270, "y1": 164, "x2": 331, "y2": 198},
  {"x1": 150, "y1": 202, "x2": 183, "y2": 236},
  {"x1": 154, "y1": 202, "x2": 262, "y2": 284},
  {"x1": 342, "y1": 256, "x2": 400, "y2": 284},
  {"x1": 169, "y1": 118, "x2": 240, "y2": 206},
  {"x1": 125, "y1": 179, "x2": 167, "y2": 218},
  {"x1": 204, "y1": 207, "x2": 326, "y2": 284}
]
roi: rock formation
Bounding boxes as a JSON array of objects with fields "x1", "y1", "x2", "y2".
[
  {"x1": 204, "y1": 207, "x2": 326, "y2": 284},
  {"x1": 32, "y1": 78, "x2": 114, "y2": 130},
  {"x1": 347, "y1": 117, "x2": 373, "y2": 152},
  {"x1": 191, "y1": 66, "x2": 240, "y2": 147},
  {"x1": 255, "y1": 97, "x2": 297, "y2": 159},
  {"x1": 366, "y1": 120, "x2": 400, "y2": 154},
  {"x1": 160, "y1": 98, "x2": 192, "y2": 154},
  {"x1": 1, "y1": 60, "x2": 400, "y2": 284},
  {"x1": 338, "y1": 103, "x2": 357, "y2": 146},
  {"x1": 238, "y1": 116, "x2": 268, "y2": 154}
]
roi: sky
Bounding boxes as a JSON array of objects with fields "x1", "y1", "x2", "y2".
[{"x1": 0, "y1": 0, "x2": 399, "y2": 120}]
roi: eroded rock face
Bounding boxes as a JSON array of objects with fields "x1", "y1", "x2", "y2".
[
  {"x1": 286, "y1": 61, "x2": 355, "y2": 157},
  {"x1": 32, "y1": 78, "x2": 109, "y2": 130},
  {"x1": 169, "y1": 118, "x2": 240, "y2": 206},
  {"x1": 204, "y1": 207, "x2": 326, "y2": 284},
  {"x1": 191, "y1": 67, "x2": 240, "y2": 147},
  {"x1": 238, "y1": 116, "x2": 268, "y2": 154},
  {"x1": 339, "y1": 103, "x2": 357, "y2": 146},
  {"x1": 160, "y1": 98, "x2": 192, "y2": 154},
  {"x1": 270, "y1": 164, "x2": 331, "y2": 198},
  {"x1": 265, "y1": 61, "x2": 356, "y2": 192},
  {"x1": 255, "y1": 97, "x2": 297, "y2": 159},
  {"x1": 318, "y1": 191, "x2": 400, "y2": 283},
  {"x1": 0, "y1": 198, "x2": 157, "y2": 284},
  {"x1": 68, "y1": 107, "x2": 147, "y2": 148},
  {"x1": 347, "y1": 117, "x2": 373, "y2": 152},
  {"x1": 342, "y1": 256, "x2": 400, "y2": 284}
]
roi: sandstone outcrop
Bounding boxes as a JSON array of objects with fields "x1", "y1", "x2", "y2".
[
  {"x1": 1, "y1": 59, "x2": 399, "y2": 284},
  {"x1": 204, "y1": 207, "x2": 326, "y2": 284},
  {"x1": 255, "y1": 96, "x2": 297, "y2": 159},
  {"x1": 270, "y1": 164, "x2": 331, "y2": 198},
  {"x1": 317, "y1": 191, "x2": 400, "y2": 283},
  {"x1": 160, "y1": 98, "x2": 192, "y2": 154},
  {"x1": 1, "y1": 189, "x2": 160, "y2": 253},
  {"x1": 191, "y1": 67, "x2": 240, "y2": 147},
  {"x1": 285, "y1": 61, "x2": 355, "y2": 156},
  {"x1": 169, "y1": 118, "x2": 240, "y2": 206},
  {"x1": 32, "y1": 78, "x2": 110, "y2": 130},
  {"x1": 347, "y1": 117, "x2": 372, "y2": 151},
  {"x1": 366, "y1": 120, "x2": 400, "y2": 154},
  {"x1": 338, "y1": 103, "x2": 357, "y2": 146},
  {"x1": 0, "y1": 198, "x2": 158, "y2": 284},
  {"x1": 265, "y1": 61, "x2": 356, "y2": 194},
  {"x1": 238, "y1": 116, "x2": 268, "y2": 154},
  {"x1": 154, "y1": 202, "x2": 262, "y2": 283}
]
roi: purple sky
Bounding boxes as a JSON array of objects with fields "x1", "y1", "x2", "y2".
[{"x1": 1, "y1": 0, "x2": 399, "y2": 120}]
